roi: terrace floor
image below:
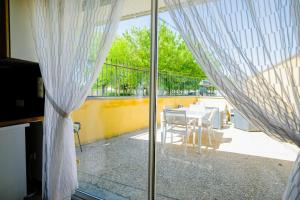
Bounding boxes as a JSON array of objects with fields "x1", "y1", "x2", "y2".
[{"x1": 76, "y1": 126, "x2": 298, "y2": 200}]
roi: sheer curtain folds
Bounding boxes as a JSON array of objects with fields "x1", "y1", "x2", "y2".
[
  {"x1": 29, "y1": 0, "x2": 123, "y2": 199},
  {"x1": 165, "y1": 0, "x2": 300, "y2": 199}
]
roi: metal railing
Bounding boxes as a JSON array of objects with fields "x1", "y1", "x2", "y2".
[{"x1": 89, "y1": 62, "x2": 206, "y2": 97}]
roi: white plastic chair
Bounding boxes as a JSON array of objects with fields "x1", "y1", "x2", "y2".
[
  {"x1": 161, "y1": 105, "x2": 173, "y2": 143},
  {"x1": 201, "y1": 108, "x2": 218, "y2": 146},
  {"x1": 163, "y1": 109, "x2": 196, "y2": 153},
  {"x1": 73, "y1": 122, "x2": 82, "y2": 152}
]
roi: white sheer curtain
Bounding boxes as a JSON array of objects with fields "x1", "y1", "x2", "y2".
[
  {"x1": 165, "y1": 0, "x2": 300, "y2": 199},
  {"x1": 29, "y1": 0, "x2": 123, "y2": 199}
]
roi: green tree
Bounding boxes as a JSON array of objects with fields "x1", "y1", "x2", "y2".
[{"x1": 93, "y1": 22, "x2": 206, "y2": 96}]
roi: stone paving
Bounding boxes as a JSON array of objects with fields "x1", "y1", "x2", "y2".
[{"x1": 76, "y1": 127, "x2": 298, "y2": 200}]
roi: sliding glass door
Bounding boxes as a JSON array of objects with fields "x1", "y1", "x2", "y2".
[
  {"x1": 73, "y1": 0, "x2": 297, "y2": 199},
  {"x1": 74, "y1": 1, "x2": 151, "y2": 199}
]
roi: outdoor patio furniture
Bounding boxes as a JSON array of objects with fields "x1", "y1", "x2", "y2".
[
  {"x1": 160, "y1": 106, "x2": 173, "y2": 141},
  {"x1": 74, "y1": 122, "x2": 82, "y2": 152},
  {"x1": 204, "y1": 107, "x2": 221, "y2": 129},
  {"x1": 161, "y1": 106, "x2": 219, "y2": 153},
  {"x1": 163, "y1": 109, "x2": 196, "y2": 153},
  {"x1": 196, "y1": 102, "x2": 222, "y2": 129},
  {"x1": 200, "y1": 108, "x2": 219, "y2": 147},
  {"x1": 233, "y1": 109, "x2": 260, "y2": 132}
]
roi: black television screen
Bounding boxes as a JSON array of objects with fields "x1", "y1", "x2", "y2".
[{"x1": 0, "y1": 58, "x2": 44, "y2": 122}]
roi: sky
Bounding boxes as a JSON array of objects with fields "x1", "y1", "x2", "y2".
[
  {"x1": 114, "y1": 1, "x2": 296, "y2": 75},
  {"x1": 116, "y1": 11, "x2": 177, "y2": 36}
]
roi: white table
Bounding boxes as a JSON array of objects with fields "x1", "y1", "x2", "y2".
[{"x1": 161, "y1": 108, "x2": 211, "y2": 153}]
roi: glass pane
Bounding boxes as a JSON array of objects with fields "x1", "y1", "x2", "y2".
[
  {"x1": 73, "y1": 5, "x2": 151, "y2": 199},
  {"x1": 155, "y1": 9, "x2": 298, "y2": 200}
]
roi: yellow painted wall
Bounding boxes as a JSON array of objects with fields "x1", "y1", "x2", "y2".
[{"x1": 72, "y1": 96, "x2": 198, "y2": 145}]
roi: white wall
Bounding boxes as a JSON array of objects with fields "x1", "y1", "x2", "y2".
[{"x1": 10, "y1": 0, "x2": 37, "y2": 62}]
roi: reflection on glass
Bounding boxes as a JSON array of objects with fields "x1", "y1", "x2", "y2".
[
  {"x1": 73, "y1": 11, "x2": 151, "y2": 199},
  {"x1": 155, "y1": 11, "x2": 297, "y2": 200},
  {"x1": 72, "y1": 6, "x2": 298, "y2": 200}
]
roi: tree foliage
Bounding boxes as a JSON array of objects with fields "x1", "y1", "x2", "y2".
[
  {"x1": 93, "y1": 22, "x2": 206, "y2": 96},
  {"x1": 106, "y1": 23, "x2": 205, "y2": 77}
]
